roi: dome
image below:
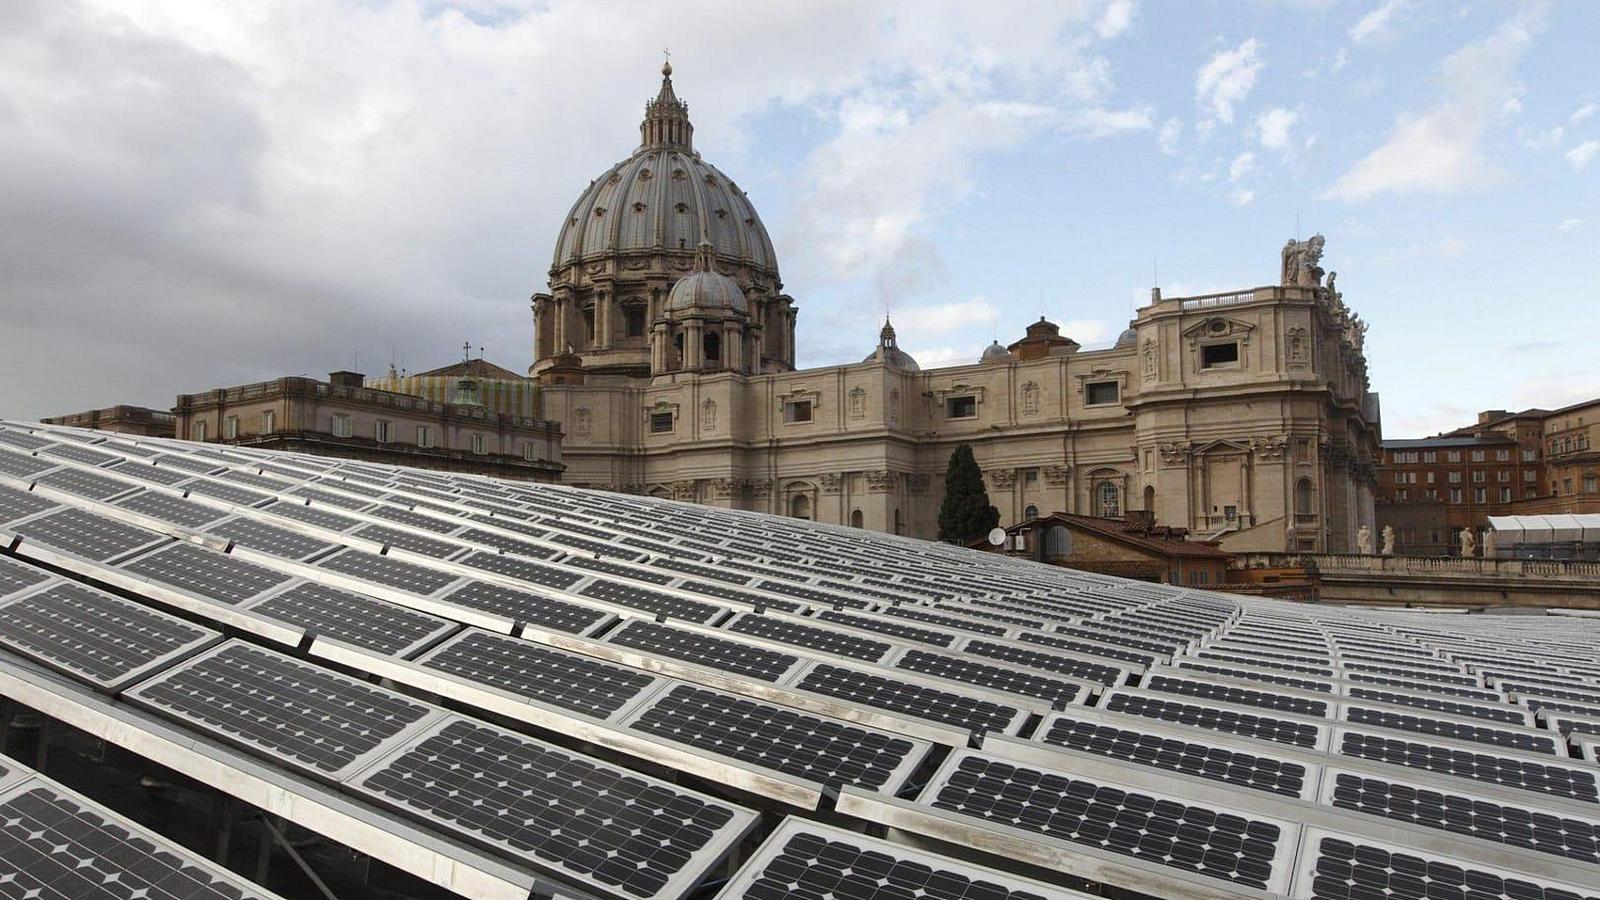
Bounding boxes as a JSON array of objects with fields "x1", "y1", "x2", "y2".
[
  {"x1": 666, "y1": 242, "x2": 749, "y2": 314},
  {"x1": 1115, "y1": 327, "x2": 1138, "y2": 348},
  {"x1": 979, "y1": 340, "x2": 1014, "y2": 364},
  {"x1": 862, "y1": 318, "x2": 919, "y2": 371},
  {"x1": 551, "y1": 63, "x2": 779, "y2": 282}
]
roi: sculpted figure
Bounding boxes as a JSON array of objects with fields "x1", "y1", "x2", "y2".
[
  {"x1": 1381, "y1": 525, "x2": 1395, "y2": 556},
  {"x1": 1483, "y1": 529, "x2": 1497, "y2": 558},
  {"x1": 1356, "y1": 524, "x2": 1373, "y2": 555},
  {"x1": 1280, "y1": 234, "x2": 1326, "y2": 287},
  {"x1": 1459, "y1": 529, "x2": 1476, "y2": 558}
]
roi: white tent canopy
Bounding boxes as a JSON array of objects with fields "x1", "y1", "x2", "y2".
[{"x1": 1487, "y1": 514, "x2": 1600, "y2": 547}]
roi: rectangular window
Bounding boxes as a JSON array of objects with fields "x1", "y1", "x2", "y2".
[
  {"x1": 1522, "y1": 449, "x2": 1536, "y2": 461},
  {"x1": 260, "y1": 411, "x2": 275, "y2": 435},
  {"x1": 1024, "y1": 469, "x2": 1039, "y2": 486},
  {"x1": 1471, "y1": 470, "x2": 1485, "y2": 483},
  {"x1": 624, "y1": 307, "x2": 646, "y2": 338},
  {"x1": 1497, "y1": 470, "x2": 1510, "y2": 483},
  {"x1": 193, "y1": 421, "x2": 208, "y2": 442},
  {"x1": 1586, "y1": 475, "x2": 1597, "y2": 494},
  {"x1": 1470, "y1": 450, "x2": 1485, "y2": 462},
  {"x1": 1447, "y1": 451, "x2": 1461, "y2": 463},
  {"x1": 1449, "y1": 488, "x2": 1462, "y2": 504},
  {"x1": 946, "y1": 396, "x2": 977, "y2": 419},
  {"x1": 1499, "y1": 487, "x2": 1512, "y2": 503},
  {"x1": 1426, "y1": 472, "x2": 1435, "y2": 484},
  {"x1": 1495, "y1": 449, "x2": 1510, "y2": 462},
  {"x1": 1448, "y1": 471, "x2": 1461, "y2": 484},
  {"x1": 331, "y1": 414, "x2": 352, "y2": 438},
  {"x1": 1474, "y1": 487, "x2": 1487, "y2": 503},
  {"x1": 650, "y1": 412, "x2": 674, "y2": 434},
  {"x1": 1424, "y1": 489, "x2": 1438, "y2": 500},
  {"x1": 1394, "y1": 472, "x2": 1406, "y2": 485},
  {"x1": 1564, "y1": 478, "x2": 1574, "y2": 493},
  {"x1": 472, "y1": 434, "x2": 486, "y2": 455},
  {"x1": 1085, "y1": 381, "x2": 1120, "y2": 406},
  {"x1": 222, "y1": 416, "x2": 238, "y2": 440},
  {"x1": 375, "y1": 420, "x2": 393, "y2": 444},
  {"x1": 1523, "y1": 470, "x2": 1535, "y2": 482},
  {"x1": 1396, "y1": 489, "x2": 1408, "y2": 501},
  {"x1": 1200, "y1": 342, "x2": 1240, "y2": 368},
  {"x1": 522, "y1": 443, "x2": 538, "y2": 462},
  {"x1": 783, "y1": 400, "x2": 814, "y2": 423},
  {"x1": 416, "y1": 426, "x2": 432, "y2": 448},
  {"x1": 1423, "y1": 451, "x2": 1437, "y2": 463}
]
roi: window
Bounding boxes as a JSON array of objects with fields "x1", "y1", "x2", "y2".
[
  {"x1": 375, "y1": 420, "x2": 393, "y2": 444},
  {"x1": 1424, "y1": 489, "x2": 1438, "y2": 500},
  {"x1": 1473, "y1": 487, "x2": 1487, "y2": 503},
  {"x1": 193, "y1": 420, "x2": 208, "y2": 442},
  {"x1": 650, "y1": 412, "x2": 674, "y2": 434},
  {"x1": 522, "y1": 443, "x2": 538, "y2": 462},
  {"x1": 1085, "y1": 381, "x2": 1120, "y2": 406},
  {"x1": 783, "y1": 400, "x2": 814, "y2": 424},
  {"x1": 1095, "y1": 481, "x2": 1120, "y2": 518},
  {"x1": 1394, "y1": 472, "x2": 1407, "y2": 485},
  {"x1": 1522, "y1": 448, "x2": 1537, "y2": 462},
  {"x1": 261, "y1": 411, "x2": 275, "y2": 435},
  {"x1": 1495, "y1": 449, "x2": 1510, "y2": 462},
  {"x1": 223, "y1": 416, "x2": 238, "y2": 440},
  {"x1": 624, "y1": 307, "x2": 646, "y2": 338},
  {"x1": 1526, "y1": 489, "x2": 1537, "y2": 499},
  {"x1": 789, "y1": 494, "x2": 811, "y2": 520},
  {"x1": 1523, "y1": 470, "x2": 1536, "y2": 482},
  {"x1": 1470, "y1": 450, "x2": 1485, "y2": 462},
  {"x1": 1423, "y1": 451, "x2": 1437, "y2": 463},
  {"x1": 1200, "y1": 342, "x2": 1240, "y2": 368},
  {"x1": 1448, "y1": 471, "x2": 1461, "y2": 484},
  {"x1": 1396, "y1": 489, "x2": 1408, "y2": 501},
  {"x1": 1024, "y1": 504, "x2": 1039, "y2": 520},
  {"x1": 471, "y1": 434, "x2": 486, "y2": 455},
  {"x1": 1565, "y1": 478, "x2": 1574, "y2": 494},
  {"x1": 1294, "y1": 479, "x2": 1314, "y2": 515},
  {"x1": 331, "y1": 415, "x2": 352, "y2": 438},
  {"x1": 946, "y1": 396, "x2": 977, "y2": 419},
  {"x1": 1426, "y1": 472, "x2": 1435, "y2": 484},
  {"x1": 1497, "y1": 470, "x2": 1510, "y2": 483},
  {"x1": 1449, "y1": 488, "x2": 1462, "y2": 504},
  {"x1": 1471, "y1": 470, "x2": 1485, "y2": 483},
  {"x1": 417, "y1": 425, "x2": 432, "y2": 448},
  {"x1": 850, "y1": 509, "x2": 864, "y2": 528},
  {"x1": 1586, "y1": 475, "x2": 1598, "y2": 494},
  {"x1": 1499, "y1": 487, "x2": 1512, "y2": 503},
  {"x1": 1447, "y1": 451, "x2": 1461, "y2": 463}
]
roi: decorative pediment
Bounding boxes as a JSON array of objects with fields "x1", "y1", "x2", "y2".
[
  {"x1": 1182, "y1": 316, "x2": 1256, "y2": 344},
  {"x1": 645, "y1": 399, "x2": 680, "y2": 416},
  {"x1": 1073, "y1": 369, "x2": 1129, "y2": 394},
  {"x1": 933, "y1": 383, "x2": 985, "y2": 403},
  {"x1": 1191, "y1": 438, "x2": 1253, "y2": 457}
]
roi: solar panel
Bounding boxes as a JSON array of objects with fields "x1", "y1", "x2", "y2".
[
  {"x1": 260, "y1": 500, "x2": 361, "y2": 531},
  {"x1": 204, "y1": 516, "x2": 337, "y2": 561},
  {"x1": 625, "y1": 684, "x2": 923, "y2": 792},
  {"x1": 726, "y1": 613, "x2": 891, "y2": 662},
  {"x1": 38, "y1": 443, "x2": 121, "y2": 467},
  {"x1": 881, "y1": 605, "x2": 1009, "y2": 637},
  {"x1": 794, "y1": 662, "x2": 1024, "y2": 736},
  {"x1": 438, "y1": 580, "x2": 609, "y2": 635},
  {"x1": 147, "y1": 454, "x2": 224, "y2": 474},
  {"x1": 416, "y1": 629, "x2": 657, "y2": 717},
  {"x1": 183, "y1": 479, "x2": 273, "y2": 507},
  {"x1": 579, "y1": 579, "x2": 723, "y2": 623},
  {"x1": 0, "y1": 558, "x2": 50, "y2": 600},
  {"x1": 0, "y1": 582, "x2": 218, "y2": 690},
  {"x1": 357, "y1": 717, "x2": 751, "y2": 900},
  {"x1": 287, "y1": 486, "x2": 371, "y2": 509},
  {"x1": 962, "y1": 640, "x2": 1126, "y2": 687},
  {"x1": 366, "y1": 504, "x2": 460, "y2": 534},
  {"x1": 460, "y1": 550, "x2": 583, "y2": 590},
  {"x1": 106, "y1": 461, "x2": 194, "y2": 486},
  {"x1": 608, "y1": 619, "x2": 800, "y2": 682},
  {"x1": 12, "y1": 508, "x2": 169, "y2": 562},
  {"x1": 316, "y1": 548, "x2": 459, "y2": 595},
  {"x1": 894, "y1": 649, "x2": 1083, "y2": 707},
  {"x1": 122, "y1": 543, "x2": 293, "y2": 605},
  {"x1": 1342, "y1": 706, "x2": 1559, "y2": 755},
  {"x1": 246, "y1": 582, "x2": 455, "y2": 657},
  {"x1": 125, "y1": 642, "x2": 439, "y2": 777},
  {"x1": 112, "y1": 490, "x2": 229, "y2": 528},
  {"x1": 1018, "y1": 631, "x2": 1158, "y2": 667},
  {"x1": 350, "y1": 523, "x2": 462, "y2": 558},
  {"x1": 32, "y1": 467, "x2": 137, "y2": 501},
  {"x1": 1291, "y1": 829, "x2": 1600, "y2": 900},
  {"x1": 1335, "y1": 730, "x2": 1598, "y2": 803},
  {"x1": 0, "y1": 430, "x2": 52, "y2": 450},
  {"x1": 1142, "y1": 674, "x2": 1330, "y2": 716},
  {"x1": 454, "y1": 526, "x2": 561, "y2": 559},
  {"x1": 1101, "y1": 691, "x2": 1325, "y2": 748},
  {"x1": 0, "y1": 485, "x2": 58, "y2": 525}
]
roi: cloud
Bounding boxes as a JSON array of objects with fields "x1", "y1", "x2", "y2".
[
  {"x1": 1567, "y1": 140, "x2": 1600, "y2": 171},
  {"x1": 1349, "y1": 0, "x2": 1407, "y2": 44},
  {"x1": 1228, "y1": 152, "x2": 1255, "y2": 181},
  {"x1": 1256, "y1": 107, "x2": 1298, "y2": 152},
  {"x1": 1231, "y1": 188, "x2": 1255, "y2": 206},
  {"x1": 1572, "y1": 103, "x2": 1597, "y2": 124},
  {"x1": 1559, "y1": 217, "x2": 1586, "y2": 230},
  {"x1": 1063, "y1": 106, "x2": 1153, "y2": 137},
  {"x1": 1524, "y1": 125, "x2": 1563, "y2": 150},
  {"x1": 1157, "y1": 117, "x2": 1183, "y2": 154},
  {"x1": 1195, "y1": 38, "x2": 1263, "y2": 125},
  {"x1": 1324, "y1": 9, "x2": 1541, "y2": 202},
  {"x1": 1095, "y1": 0, "x2": 1135, "y2": 39}
]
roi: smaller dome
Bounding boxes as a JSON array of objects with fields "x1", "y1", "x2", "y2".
[
  {"x1": 666, "y1": 242, "x2": 749, "y2": 315},
  {"x1": 1115, "y1": 327, "x2": 1138, "y2": 348},
  {"x1": 980, "y1": 340, "x2": 1014, "y2": 365},
  {"x1": 862, "y1": 317, "x2": 919, "y2": 371}
]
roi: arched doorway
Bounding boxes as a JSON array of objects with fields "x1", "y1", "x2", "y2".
[
  {"x1": 790, "y1": 493, "x2": 811, "y2": 520},
  {"x1": 849, "y1": 509, "x2": 864, "y2": 528},
  {"x1": 1143, "y1": 485, "x2": 1156, "y2": 514}
]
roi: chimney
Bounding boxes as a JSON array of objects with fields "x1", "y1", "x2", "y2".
[{"x1": 328, "y1": 371, "x2": 365, "y2": 390}]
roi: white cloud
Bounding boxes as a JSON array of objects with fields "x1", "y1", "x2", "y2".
[
  {"x1": 1195, "y1": 38, "x2": 1263, "y2": 125},
  {"x1": 1349, "y1": 0, "x2": 1407, "y2": 44},
  {"x1": 1228, "y1": 151, "x2": 1255, "y2": 181},
  {"x1": 1231, "y1": 188, "x2": 1255, "y2": 206},
  {"x1": 1558, "y1": 218, "x2": 1585, "y2": 230},
  {"x1": 1062, "y1": 319, "x2": 1115, "y2": 345},
  {"x1": 1256, "y1": 107, "x2": 1298, "y2": 152},
  {"x1": 1095, "y1": 0, "x2": 1135, "y2": 39},
  {"x1": 1572, "y1": 103, "x2": 1597, "y2": 124},
  {"x1": 1325, "y1": 9, "x2": 1541, "y2": 202},
  {"x1": 894, "y1": 297, "x2": 1000, "y2": 334},
  {"x1": 1524, "y1": 125, "x2": 1563, "y2": 150},
  {"x1": 1157, "y1": 117, "x2": 1183, "y2": 154},
  {"x1": 1567, "y1": 140, "x2": 1600, "y2": 171},
  {"x1": 1063, "y1": 106, "x2": 1153, "y2": 137}
]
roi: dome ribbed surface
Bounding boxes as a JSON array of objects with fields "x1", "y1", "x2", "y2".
[{"x1": 666, "y1": 269, "x2": 749, "y2": 314}]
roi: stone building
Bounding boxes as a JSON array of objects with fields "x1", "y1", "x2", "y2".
[
  {"x1": 528, "y1": 64, "x2": 1382, "y2": 551},
  {"x1": 171, "y1": 370, "x2": 563, "y2": 481},
  {"x1": 990, "y1": 512, "x2": 1232, "y2": 586},
  {"x1": 39, "y1": 405, "x2": 175, "y2": 438}
]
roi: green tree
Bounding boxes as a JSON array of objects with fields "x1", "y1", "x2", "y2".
[{"x1": 938, "y1": 444, "x2": 1000, "y2": 543}]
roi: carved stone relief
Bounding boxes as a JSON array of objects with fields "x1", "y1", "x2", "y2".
[{"x1": 1020, "y1": 381, "x2": 1040, "y2": 416}]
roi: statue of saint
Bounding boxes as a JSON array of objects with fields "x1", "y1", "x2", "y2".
[
  {"x1": 1356, "y1": 524, "x2": 1373, "y2": 555},
  {"x1": 1459, "y1": 529, "x2": 1477, "y2": 558},
  {"x1": 1285, "y1": 520, "x2": 1297, "y2": 551},
  {"x1": 1280, "y1": 234, "x2": 1327, "y2": 287},
  {"x1": 1381, "y1": 525, "x2": 1395, "y2": 556},
  {"x1": 1483, "y1": 529, "x2": 1497, "y2": 559}
]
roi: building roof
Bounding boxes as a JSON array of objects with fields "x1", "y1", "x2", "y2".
[
  {"x1": 411, "y1": 358, "x2": 527, "y2": 380},
  {"x1": 665, "y1": 242, "x2": 749, "y2": 315},
  {"x1": 862, "y1": 318, "x2": 919, "y2": 371},
  {"x1": 1017, "y1": 512, "x2": 1233, "y2": 559},
  {"x1": 1382, "y1": 436, "x2": 1515, "y2": 449}
]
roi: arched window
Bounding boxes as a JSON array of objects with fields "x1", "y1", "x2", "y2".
[
  {"x1": 1295, "y1": 478, "x2": 1315, "y2": 515},
  {"x1": 1143, "y1": 485, "x2": 1156, "y2": 514},
  {"x1": 849, "y1": 509, "x2": 864, "y2": 528},
  {"x1": 703, "y1": 330, "x2": 721, "y2": 362},
  {"x1": 1096, "y1": 481, "x2": 1120, "y2": 518},
  {"x1": 789, "y1": 493, "x2": 811, "y2": 520},
  {"x1": 1023, "y1": 505, "x2": 1039, "y2": 520}
]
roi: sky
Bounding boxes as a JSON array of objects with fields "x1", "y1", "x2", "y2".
[{"x1": 0, "y1": 0, "x2": 1595, "y2": 436}]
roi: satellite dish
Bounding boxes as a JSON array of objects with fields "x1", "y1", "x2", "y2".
[{"x1": 987, "y1": 527, "x2": 1007, "y2": 547}]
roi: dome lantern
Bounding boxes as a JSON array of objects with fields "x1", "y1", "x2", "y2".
[{"x1": 640, "y1": 60, "x2": 693, "y2": 150}]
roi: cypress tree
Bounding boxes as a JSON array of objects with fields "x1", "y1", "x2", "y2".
[{"x1": 938, "y1": 444, "x2": 1000, "y2": 543}]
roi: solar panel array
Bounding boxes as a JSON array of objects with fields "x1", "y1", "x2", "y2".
[{"x1": 0, "y1": 418, "x2": 1598, "y2": 900}]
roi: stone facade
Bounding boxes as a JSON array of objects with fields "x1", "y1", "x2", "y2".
[
  {"x1": 39, "y1": 405, "x2": 175, "y2": 438},
  {"x1": 528, "y1": 66, "x2": 1381, "y2": 551}
]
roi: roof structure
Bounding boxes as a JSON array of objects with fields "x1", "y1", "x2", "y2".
[
  {"x1": 1019, "y1": 512, "x2": 1233, "y2": 559},
  {"x1": 1, "y1": 417, "x2": 1598, "y2": 900},
  {"x1": 410, "y1": 358, "x2": 527, "y2": 380}
]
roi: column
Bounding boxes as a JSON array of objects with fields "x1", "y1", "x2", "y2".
[
  {"x1": 596, "y1": 289, "x2": 612, "y2": 349},
  {"x1": 684, "y1": 322, "x2": 704, "y2": 370},
  {"x1": 725, "y1": 324, "x2": 743, "y2": 374}
]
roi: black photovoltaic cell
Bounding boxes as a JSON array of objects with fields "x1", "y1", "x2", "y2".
[
  {"x1": 796, "y1": 663, "x2": 1020, "y2": 736},
  {"x1": 33, "y1": 468, "x2": 134, "y2": 501},
  {"x1": 651, "y1": 557, "x2": 751, "y2": 584},
  {"x1": 113, "y1": 491, "x2": 227, "y2": 528},
  {"x1": 630, "y1": 685, "x2": 917, "y2": 790},
  {"x1": 107, "y1": 462, "x2": 194, "y2": 487},
  {"x1": 130, "y1": 644, "x2": 430, "y2": 774},
  {"x1": 932, "y1": 754, "x2": 1283, "y2": 889},
  {"x1": 250, "y1": 582, "x2": 451, "y2": 656},
  {"x1": 737, "y1": 829, "x2": 1054, "y2": 900},
  {"x1": 580, "y1": 579, "x2": 721, "y2": 623},
  {"x1": 1346, "y1": 673, "x2": 1502, "y2": 702},
  {"x1": 552, "y1": 534, "x2": 649, "y2": 563},
  {"x1": 1344, "y1": 707, "x2": 1557, "y2": 755},
  {"x1": 677, "y1": 580, "x2": 806, "y2": 613},
  {"x1": 0, "y1": 450, "x2": 56, "y2": 479},
  {"x1": 1329, "y1": 772, "x2": 1600, "y2": 865},
  {"x1": 420, "y1": 631, "x2": 654, "y2": 717},
  {"x1": 1039, "y1": 716, "x2": 1308, "y2": 797},
  {"x1": 440, "y1": 581, "x2": 606, "y2": 634},
  {"x1": 366, "y1": 504, "x2": 460, "y2": 534},
  {"x1": 0, "y1": 485, "x2": 57, "y2": 525},
  {"x1": 261, "y1": 501, "x2": 360, "y2": 532},
  {"x1": 727, "y1": 615, "x2": 891, "y2": 662},
  {"x1": 460, "y1": 550, "x2": 583, "y2": 590},
  {"x1": 123, "y1": 543, "x2": 292, "y2": 605},
  {"x1": 0, "y1": 558, "x2": 49, "y2": 599},
  {"x1": 1018, "y1": 632, "x2": 1157, "y2": 667},
  {"x1": 207, "y1": 517, "x2": 336, "y2": 560},
  {"x1": 565, "y1": 555, "x2": 671, "y2": 582},
  {"x1": 287, "y1": 486, "x2": 372, "y2": 509},
  {"x1": 182, "y1": 479, "x2": 272, "y2": 507},
  {"x1": 1176, "y1": 662, "x2": 1332, "y2": 693},
  {"x1": 756, "y1": 580, "x2": 872, "y2": 610},
  {"x1": 0, "y1": 583, "x2": 212, "y2": 686},
  {"x1": 360, "y1": 718, "x2": 737, "y2": 898},
  {"x1": 455, "y1": 527, "x2": 560, "y2": 559},
  {"x1": 608, "y1": 620, "x2": 797, "y2": 681},
  {"x1": 1305, "y1": 836, "x2": 1599, "y2": 900},
  {"x1": 1337, "y1": 732, "x2": 1600, "y2": 803},
  {"x1": 217, "y1": 470, "x2": 286, "y2": 491},
  {"x1": 148, "y1": 454, "x2": 223, "y2": 474},
  {"x1": 0, "y1": 785, "x2": 276, "y2": 900},
  {"x1": 816, "y1": 610, "x2": 955, "y2": 647},
  {"x1": 896, "y1": 650, "x2": 1082, "y2": 707},
  {"x1": 12, "y1": 508, "x2": 165, "y2": 562},
  {"x1": 1103, "y1": 693, "x2": 1322, "y2": 748},
  {"x1": 962, "y1": 640, "x2": 1123, "y2": 687},
  {"x1": 317, "y1": 549, "x2": 459, "y2": 595},
  {"x1": 1143, "y1": 675, "x2": 1329, "y2": 717},
  {"x1": 351, "y1": 523, "x2": 461, "y2": 558},
  {"x1": 0, "y1": 430, "x2": 52, "y2": 450},
  {"x1": 38, "y1": 443, "x2": 120, "y2": 467}
]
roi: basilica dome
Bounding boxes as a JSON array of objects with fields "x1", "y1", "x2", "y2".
[
  {"x1": 551, "y1": 62, "x2": 779, "y2": 283},
  {"x1": 666, "y1": 242, "x2": 749, "y2": 314}
]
